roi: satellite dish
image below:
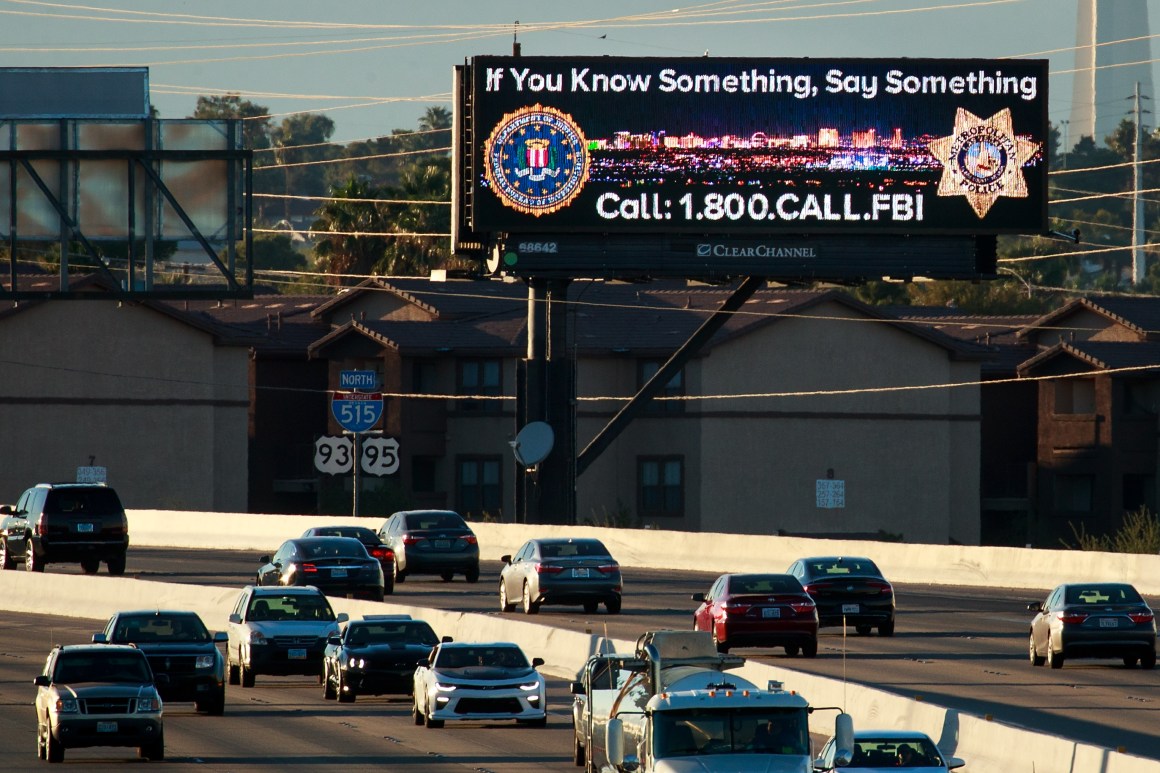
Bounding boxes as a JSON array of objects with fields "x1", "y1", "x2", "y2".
[{"x1": 510, "y1": 421, "x2": 554, "y2": 467}]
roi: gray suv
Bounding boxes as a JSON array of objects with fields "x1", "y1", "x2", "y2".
[{"x1": 0, "y1": 483, "x2": 129, "y2": 574}]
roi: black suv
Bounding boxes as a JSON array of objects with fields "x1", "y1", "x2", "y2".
[{"x1": 0, "y1": 483, "x2": 129, "y2": 574}]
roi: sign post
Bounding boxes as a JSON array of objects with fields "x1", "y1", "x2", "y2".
[{"x1": 332, "y1": 371, "x2": 384, "y2": 516}]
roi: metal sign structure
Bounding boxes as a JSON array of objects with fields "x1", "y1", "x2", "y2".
[{"x1": 0, "y1": 117, "x2": 253, "y2": 300}]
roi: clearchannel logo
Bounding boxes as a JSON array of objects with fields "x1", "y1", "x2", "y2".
[{"x1": 695, "y1": 243, "x2": 819, "y2": 259}]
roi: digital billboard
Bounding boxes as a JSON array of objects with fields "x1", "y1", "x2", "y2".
[{"x1": 461, "y1": 57, "x2": 1048, "y2": 237}]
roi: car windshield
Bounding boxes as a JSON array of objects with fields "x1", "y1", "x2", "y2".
[
  {"x1": 406, "y1": 513, "x2": 465, "y2": 530},
  {"x1": 1064, "y1": 584, "x2": 1144, "y2": 605},
  {"x1": 346, "y1": 621, "x2": 438, "y2": 646},
  {"x1": 249, "y1": 595, "x2": 335, "y2": 622},
  {"x1": 729, "y1": 575, "x2": 801, "y2": 594},
  {"x1": 540, "y1": 540, "x2": 610, "y2": 558},
  {"x1": 53, "y1": 652, "x2": 151, "y2": 684},
  {"x1": 807, "y1": 559, "x2": 881, "y2": 577},
  {"x1": 311, "y1": 527, "x2": 377, "y2": 544},
  {"x1": 846, "y1": 737, "x2": 943, "y2": 768},
  {"x1": 112, "y1": 615, "x2": 210, "y2": 643},
  {"x1": 301, "y1": 539, "x2": 369, "y2": 559},
  {"x1": 43, "y1": 488, "x2": 122, "y2": 514},
  {"x1": 436, "y1": 646, "x2": 528, "y2": 669},
  {"x1": 653, "y1": 708, "x2": 809, "y2": 758}
]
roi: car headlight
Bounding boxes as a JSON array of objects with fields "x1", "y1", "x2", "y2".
[
  {"x1": 136, "y1": 696, "x2": 161, "y2": 713},
  {"x1": 195, "y1": 655, "x2": 215, "y2": 669},
  {"x1": 520, "y1": 682, "x2": 541, "y2": 691},
  {"x1": 248, "y1": 629, "x2": 268, "y2": 645},
  {"x1": 347, "y1": 656, "x2": 364, "y2": 669},
  {"x1": 434, "y1": 682, "x2": 458, "y2": 692},
  {"x1": 54, "y1": 697, "x2": 78, "y2": 714}
]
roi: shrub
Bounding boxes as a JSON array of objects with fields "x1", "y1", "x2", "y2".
[{"x1": 1065, "y1": 507, "x2": 1160, "y2": 553}]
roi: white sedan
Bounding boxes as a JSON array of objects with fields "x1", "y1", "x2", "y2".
[
  {"x1": 815, "y1": 729, "x2": 965, "y2": 771},
  {"x1": 412, "y1": 641, "x2": 547, "y2": 728}
]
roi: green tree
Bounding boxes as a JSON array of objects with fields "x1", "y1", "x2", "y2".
[
  {"x1": 191, "y1": 94, "x2": 272, "y2": 152},
  {"x1": 311, "y1": 177, "x2": 391, "y2": 280},
  {"x1": 267, "y1": 113, "x2": 339, "y2": 224},
  {"x1": 372, "y1": 156, "x2": 453, "y2": 276}
]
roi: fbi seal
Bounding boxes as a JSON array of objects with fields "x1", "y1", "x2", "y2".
[
  {"x1": 928, "y1": 107, "x2": 1039, "y2": 218},
  {"x1": 484, "y1": 104, "x2": 590, "y2": 216}
]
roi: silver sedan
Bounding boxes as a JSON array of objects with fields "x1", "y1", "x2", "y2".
[{"x1": 498, "y1": 537, "x2": 622, "y2": 615}]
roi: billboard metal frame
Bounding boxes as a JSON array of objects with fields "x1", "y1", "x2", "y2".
[{"x1": 0, "y1": 118, "x2": 253, "y2": 300}]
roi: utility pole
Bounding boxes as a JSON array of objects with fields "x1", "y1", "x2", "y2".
[{"x1": 1132, "y1": 81, "x2": 1150, "y2": 284}]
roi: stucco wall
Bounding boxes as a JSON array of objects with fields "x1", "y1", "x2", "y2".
[{"x1": 0, "y1": 300, "x2": 249, "y2": 510}]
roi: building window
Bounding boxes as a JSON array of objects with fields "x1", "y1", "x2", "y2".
[
  {"x1": 458, "y1": 456, "x2": 502, "y2": 518},
  {"x1": 638, "y1": 457, "x2": 684, "y2": 518},
  {"x1": 1054, "y1": 378, "x2": 1095, "y2": 414},
  {"x1": 638, "y1": 360, "x2": 685, "y2": 413},
  {"x1": 1123, "y1": 475, "x2": 1155, "y2": 514},
  {"x1": 1054, "y1": 474, "x2": 1094, "y2": 512},
  {"x1": 458, "y1": 359, "x2": 502, "y2": 413},
  {"x1": 412, "y1": 361, "x2": 437, "y2": 394},
  {"x1": 411, "y1": 456, "x2": 437, "y2": 493}
]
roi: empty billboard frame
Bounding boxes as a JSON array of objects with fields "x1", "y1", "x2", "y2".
[
  {"x1": 0, "y1": 118, "x2": 253, "y2": 300},
  {"x1": 453, "y1": 56, "x2": 1048, "y2": 281}
]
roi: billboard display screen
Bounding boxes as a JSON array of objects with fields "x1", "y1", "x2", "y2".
[{"x1": 465, "y1": 56, "x2": 1048, "y2": 236}]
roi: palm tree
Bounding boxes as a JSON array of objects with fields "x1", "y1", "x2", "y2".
[{"x1": 312, "y1": 178, "x2": 390, "y2": 281}]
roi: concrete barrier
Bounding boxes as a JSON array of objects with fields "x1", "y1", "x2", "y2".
[{"x1": 130, "y1": 510, "x2": 1160, "y2": 594}]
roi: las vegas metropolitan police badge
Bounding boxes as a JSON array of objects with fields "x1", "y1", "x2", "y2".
[
  {"x1": 928, "y1": 107, "x2": 1039, "y2": 219},
  {"x1": 484, "y1": 104, "x2": 590, "y2": 216}
]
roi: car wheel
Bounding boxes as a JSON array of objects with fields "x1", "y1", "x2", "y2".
[
  {"x1": 1048, "y1": 645, "x2": 1065, "y2": 670},
  {"x1": 228, "y1": 655, "x2": 240, "y2": 686},
  {"x1": 383, "y1": 580, "x2": 394, "y2": 596},
  {"x1": 139, "y1": 730, "x2": 164, "y2": 761},
  {"x1": 424, "y1": 707, "x2": 444, "y2": 729},
  {"x1": 583, "y1": 600, "x2": 599, "y2": 614},
  {"x1": 522, "y1": 582, "x2": 540, "y2": 615},
  {"x1": 878, "y1": 619, "x2": 895, "y2": 637},
  {"x1": 1029, "y1": 633, "x2": 1046, "y2": 666},
  {"x1": 441, "y1": 570, "x2": 455, "y2": 582},
  {"x1": 393, "y1": 558, "x2": 406, "y2": 584},
  {"x1": 1124, "y1": 655, "x2": 1140, "y2": 668},
  {"x1": 465, "y1": 563, "x2": 480, "y2": 583},
  {"x1": 606, "y1": 596, "x2": 622, "y2": 615},
  {"x1": 323, "y1": 665, "x2": 337, "y2": 700},
  {"x1": 80, "y1": 558, "x2": 100, "y2": 575},
  {"x1": 785, "y1": 645, "x2": 800, "y2": 657},
  {"x1": 106, "y1": 552, "x2": 126, "y2": 576},
  {"x1": 802, "y1": 638, "x2": 818, "y2": 658},
  {"x1": 520, "y1": 715, "x2": 548, "y2": 727},
  {"x1": 25, "y1": 540, "x2": 43, "y2": 573},
  {"x1": 207, "y1": 687, "x2": 226, "y2": 716},
  {"x1": 46, "y1": 726, "x2": 64, "y2": 763},
  {"x1": 412, "y1": 698, "x2": 425, "y2": 726},
  {"x1": 241, "y1": 658, "x2": 256, "y2": 687},
  {"x1": 855, "y1": 623, "x2": 872, "y2": 636},
  {"x1": 0, "y1": 538, "x2": 14, "y2": 570},
  {"x1": 500, "y1": 581, "x2": 516, "y2": 613},
  {"x1": 1143, "y1": 650, "x2": 1157, "y2": 670},
  {"x1": 574, "y1": 734, "x2": 585, "y2": 766},
  {"x1": 36, "y1": 723, "x2": 45, "y2": 759},
  {"x1": 712, "y1": 627, "x2": 728, "y2": 654}
]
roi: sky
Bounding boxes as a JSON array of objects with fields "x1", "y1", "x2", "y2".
[{"x1": 0, "y1": 0, "x2": 1156, "y2": 145}]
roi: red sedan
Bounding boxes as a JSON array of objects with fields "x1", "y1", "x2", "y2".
[{"x1": 692, "y1": 573, "x2": 819, "y2": 656}]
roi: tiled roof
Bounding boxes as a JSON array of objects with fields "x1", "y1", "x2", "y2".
[
  {"x1": 1019, "y1": 341, "x2": 1160, "y2": 376},
  {"x1": 888, "y1": 307, "x2": 1040, "y2": 375}
]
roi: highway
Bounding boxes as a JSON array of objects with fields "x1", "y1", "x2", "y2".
[{"x1": 2, "y1": 547, "x2": 1159, "y2": 768}]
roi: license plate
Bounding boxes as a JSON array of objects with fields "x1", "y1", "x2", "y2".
[
  {"x1": 76, "y1": 523, "x2": 94, "y2": 533},
  {"x1": 96, "y1": 721, "x2": 117, "y2": 733},
  {"x1": 842, "y1": 604, "x2": 860, "y2": 614},
  {"x1": 762, "y1": 608, "x2": 781, "y2": 618},
  {"x1": 331, "y1": 568, "x2": 347, "y2": 578},
  {"x1": 573, "y1": 568, "x2": 590, "y2": 578},
  {"x1": 433, "y1": 540, "x2": 450, "y2": 549},
  {"x1": 288, "y1": 648, "x2": 307, "y2": 659},
  {"x1": 1100, "y1": 618, "x2": 1119, "y2": 628}
]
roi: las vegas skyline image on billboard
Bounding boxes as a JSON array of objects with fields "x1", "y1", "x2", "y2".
[{"x1": 468, "y1": 56, "x2": 1048, "y2": 236}]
